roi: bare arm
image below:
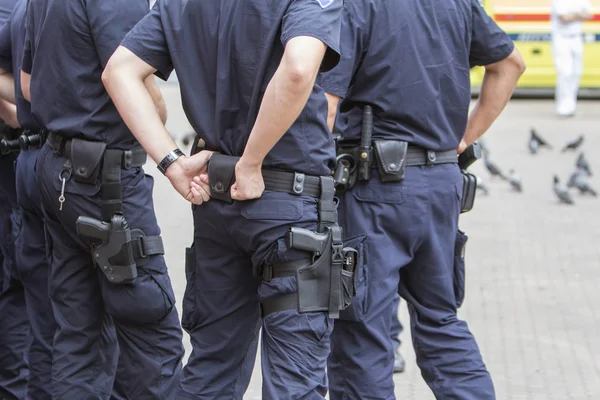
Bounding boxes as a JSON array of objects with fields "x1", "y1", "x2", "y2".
[
  {"x1": 145, "y1": 75, "x2": 167, "y2": 124},
  {"x1": 102, "y1": 46, "x2": 212, "y2": 204},
  {"x1": 461, "y1": 48, "x2": 526, "y2": 150},
  {"x1": 238, "y1": 36, "x2": 328, "y2": 168},
  {"x1": 325, "y1": 92, "x2": 340, "y2": 133},
  {"x1": 102, "y1": 47, "x2": 174, "y2": 162},
  {"x1": 20, "y1": 71, "x2": 30, "y2": 102},
  {"x1": 0, "y1": 98, "x2": 19, "y2": 128},
  {"x1": 0, "y1": 68, "x2": 15, "y2": 104}
]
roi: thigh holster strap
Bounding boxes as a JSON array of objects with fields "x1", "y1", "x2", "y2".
[{"x1": 260, "y1": 259, "x2": 312, "y2": 318}]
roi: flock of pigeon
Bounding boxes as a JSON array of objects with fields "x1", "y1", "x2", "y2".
[{"x1": 472, "y1": 129, "x2": 595, "y2": 205}]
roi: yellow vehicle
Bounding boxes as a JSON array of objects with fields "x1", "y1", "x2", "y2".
[{"x1": 471, "y1": 0, "x2": 600, "y2": 93}]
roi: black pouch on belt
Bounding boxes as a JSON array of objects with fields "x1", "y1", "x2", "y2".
[
  {"x1": 207, "y1": 153, "x2": 239, "y2": 204},
  {"x1": 460, "y1": 170, "x2": 477, "y2": 213},
  {"x1": 373, "y1": 140, "x2": 408, "y2": 183},
  {"x1": 71, "y1": 138, "x2": 107, "y2": 184}
]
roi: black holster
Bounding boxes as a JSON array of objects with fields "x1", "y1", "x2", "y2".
[
  {"x1": 460, "y1": 170, "x2": 477, "y2": 213},
  {"x1": 260, "y1": 177, "x2": 358, "y2": 319},
  {"x1": 62, "y1": 135, "x2": 164, "y2": 284}
]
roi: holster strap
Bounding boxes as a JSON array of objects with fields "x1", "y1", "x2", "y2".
[
  {"x1": 131, "y1": 232, "x2": 165, "y2": 267},
  {"x1": 261, "y1": 259, "x2": 311, "y2": 281},
  {"x1": 260, "y1": 293, "x2": 297, "y2": 317},
  {"x1": 260, "y1": 259, "x2": 312, "y2": 317}
]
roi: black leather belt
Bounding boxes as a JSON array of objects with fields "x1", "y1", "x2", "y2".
[
  {"x1": 262, "y1": 169, "x2": 322, "y2": 198},
  {"x1": 339, "y1": 143, "x2": 458, "y2": 167},
  {"x1": 47, "y1": 131, "x2": 146, "y2": 169},
  {"x1": 404, "y1": 146, "x2": 458, "y2": 166}
]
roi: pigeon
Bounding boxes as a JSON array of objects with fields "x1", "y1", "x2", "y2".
[
  {"x1": 572, "y1": 171, "x2": 598, "y2": 196},
  {"x1": 475, "y1": 175, "x2": 489, "y2": 196},
  {"x1": 562, "y1": 135, "x2": 584, "y2": 152},
  {"x1": 576, "y1": 153, "x2": 592, "y2": 176},
  {"x1": 553, "y1": 175, "x2": 575, "y2": 205},
  {"x1": 507, "y1": 170, "x2": 522, "y2": 192},
  {"x1": 484, "y1": 156, "x2": 505, "y2": 180},
  {"x1": 567, "y1": 169, "x2": 580, "y2": 188},
  {"x1": 528, "y1": 128, "x2": 552, "y2": 154}
]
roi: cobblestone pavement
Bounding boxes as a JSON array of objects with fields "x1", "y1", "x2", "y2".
[{"x1": 154, "y1": 86, "x2": 600, "y2": 399}]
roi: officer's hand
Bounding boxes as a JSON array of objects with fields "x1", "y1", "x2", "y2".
[
  {"x1": 230, "y1": 158, "x2": 265, "y2": 201},
  {"x1": 457, "y1": 139, "x2": 468, "y2": 154},
  {"x1": 189, "y1": 175, "x2": 212, "y2": 205},
  {"x1": 165, "y1": 150, "x2": 214, "y2": 204}
]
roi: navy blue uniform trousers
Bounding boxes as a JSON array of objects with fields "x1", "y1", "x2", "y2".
[
  {"x1": 14, "y1": 149, "x2": 58, "y2": 399},
  {"x1": 328, "y1": 164, "x2": 495, "y2": 400},
  {"x1": 0, "y1": 153, "x2": 29, "y2": 400},
  {"x1": 177, "y1": 191, "x2": 332, "y2": 400},
  {"x1": 36, "y1": 143, "x2": 184, "y2": 400}
]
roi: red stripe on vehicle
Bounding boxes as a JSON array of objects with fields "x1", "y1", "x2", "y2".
[{"x1": 495, "y1": 14, "x2": 600, "y2": 22}]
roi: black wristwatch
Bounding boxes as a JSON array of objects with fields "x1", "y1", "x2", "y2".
[{"x1": 157, "y1": 148, "x2": 185, "y2": 175}]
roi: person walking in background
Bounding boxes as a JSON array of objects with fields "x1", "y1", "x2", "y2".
[{"x1": 551, "y1": 0, "x2": 593, "y2": 117}]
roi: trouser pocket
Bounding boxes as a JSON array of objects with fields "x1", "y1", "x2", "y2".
[{"x1": 454, "y1": 230, "x2": 468, "y2": 308}]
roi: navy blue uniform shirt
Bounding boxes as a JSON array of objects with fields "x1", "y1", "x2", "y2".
[
  {"x1": 0, "y1": 0, "x2": 15, "y2": 29},
  {"x1": 319, "y1": 0, "x2": 514, "y2": 151},
  {"x1": 0, "y1": 0, "x2": 40, "y2": 131},
  {"x1": 121, "y1": 0, "x2": 342, "y2": 176},
  {"x1": 22, "y1": 0, "x2": 149, "y2": 148}
]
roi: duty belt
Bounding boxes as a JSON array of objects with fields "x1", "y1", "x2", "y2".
[
  {"x1": 338, "y1": 143, "x2": 458, "y2": 168},
  {"x1": 47, "y1": 132, "x2": 147, "y2": 170},
  {"x1": 191, "y1": 138, "x2": 323, "y2": 200}
]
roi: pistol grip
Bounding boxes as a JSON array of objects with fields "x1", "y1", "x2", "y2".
[{"x1": 76, "y1": 216, "x2": 110, "y2": 242}]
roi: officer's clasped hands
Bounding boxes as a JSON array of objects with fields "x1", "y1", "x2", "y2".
[{"x1": 165, "y1": 149, "x2": 213, "y2": 205}]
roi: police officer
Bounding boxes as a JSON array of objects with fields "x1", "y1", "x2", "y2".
[
  {"x1": 102, "y1": 0, "x2": 343, "y2": 398},
  {"x1": 21, "y1": 0, "x2": 184, "y2": 398},
  {"x1": 319, "y1": 0, "x2": 526, "y2": 398},
  {"x1": 0, "y1": 1, "x2": 29, "y2": 398},
  {"x1": 0, "y1": 0, "x2": 58, "y2": 397},
  {"x1": 551, "y1": 0, "x2": 593, "y2": 117}
]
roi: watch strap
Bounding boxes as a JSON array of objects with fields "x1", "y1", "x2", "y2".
[{"x1": 157, "y1": 148, "x2": 185, "y2": 175}]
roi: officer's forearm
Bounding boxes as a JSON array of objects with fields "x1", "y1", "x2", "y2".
[
  {"x1": 0, "y1": 69, "x2": 16, "y2": 104},
  {"x1": 241, "y1": 36, "x2": 327, "y2": 166},
  {"x1": 103, "y1": 47, "x2": 177, "y2": 163},
  {"x1": 463, "y1": 49, "x2": 525, "y2": 145}
]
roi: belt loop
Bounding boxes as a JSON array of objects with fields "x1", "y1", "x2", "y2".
[
  {"x1": 426, "y1": 150, "x2": 436, "y2": 165},
  {"x1": 293, "y1": 172, "x2": 305, "y2": 195},
  {"x1": 123, "y1": 150, "x2": 133, "y2": 169}
]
